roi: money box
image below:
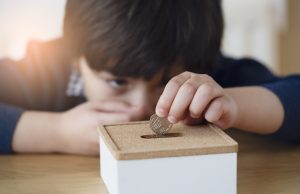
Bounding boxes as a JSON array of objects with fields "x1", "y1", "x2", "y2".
[{"x1": 98, "y1": 121, "x2": 238, "y2": 194}]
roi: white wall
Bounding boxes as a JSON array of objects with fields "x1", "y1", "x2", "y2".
[
  {"x1": 222, "y1": 0, "x2": 287, "y2": 72},
  {"x1": 0, "y1": 0, "x2": 66, "y2": 59}
]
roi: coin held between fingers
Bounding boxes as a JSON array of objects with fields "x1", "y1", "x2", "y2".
[{"x1": 149, "y1": 114, "x2": 173, "y2": 135}]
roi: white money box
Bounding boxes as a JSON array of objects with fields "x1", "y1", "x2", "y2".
[{"x1": 98, "y1": 121, "x2": 238, "y2": 194}]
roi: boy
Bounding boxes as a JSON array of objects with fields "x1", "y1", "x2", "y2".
[{"x1": 0, "y1": 0, "x2": 299, "y2": 155}]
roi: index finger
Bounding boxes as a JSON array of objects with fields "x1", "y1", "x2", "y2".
[{"x1": 155, "y1": 71, "x2": 191, "y2": 117}]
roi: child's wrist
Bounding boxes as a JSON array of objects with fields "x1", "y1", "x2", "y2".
[
  {"x1": 12, "y1": 111, "x2": 62, "y2": 153},
  {"x1": 52, "y1": 112, "x2": 69, "y2": 153},
  {"x1": 34, "y1": 112, "x2": 63, "y2": 153}
]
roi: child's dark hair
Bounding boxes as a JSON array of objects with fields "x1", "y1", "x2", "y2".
[{"x1": 64, "y1": 0, "x2": 223, "y2": 80}]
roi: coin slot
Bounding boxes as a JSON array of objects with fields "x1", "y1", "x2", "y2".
[{"x1": 141, "y1": 133, "x2": 182, "y2": 139}]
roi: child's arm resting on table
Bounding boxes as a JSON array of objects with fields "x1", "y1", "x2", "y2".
[
  {"x1": 0, "y1": 103, "x2": 99, "y2": 155},
  {"x1": 11, "y1": 101, "x2": 143, "y2": 155},
  {"x1": 156, "y1": 71, "x2": 300, "y2": 143}
]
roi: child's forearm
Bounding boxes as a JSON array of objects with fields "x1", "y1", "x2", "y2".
[
  {"x1": 12, "y1": 111, "x2": 63, "y2": 153},
  {"x1": 225, "y1": 86, "x2": 284, "y2": 134}
]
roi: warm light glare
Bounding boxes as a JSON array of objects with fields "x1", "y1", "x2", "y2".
[{"x1": 0, "y1": 0, "x2": 66, "y2": 59}]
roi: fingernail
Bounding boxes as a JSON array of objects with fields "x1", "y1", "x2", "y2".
[
  {"x1": 190, "y1": 113, "x2": 199, "y2": 119},
  {"x1": 156, "y1": 108, "x2": 166, "y2": 117},
  {"x1": 168, "y1": 115, "x2": 177, "y2": 124}
]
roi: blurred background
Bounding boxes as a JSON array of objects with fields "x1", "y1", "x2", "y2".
[{"x1": 0, "y1": 0, "x2": 299, "y2": 75}]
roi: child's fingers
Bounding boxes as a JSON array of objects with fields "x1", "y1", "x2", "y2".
[
  {"x1": 189, "y1": 82, "x2": 223, "y2": 118},
  {"x1": 96, "y1": 112, "x2": 132, "y2": 125},
  {"x1": 204, "y1": 97, "x2": 224, "y2": 123},
  {"x1": 96, "y1": 107, "x2": 146, "y2": 125},
  {"x1": 206, "y1": 96, "x2": 235, "y2": 130},
  {"x1": 88, "y1": 101, "x2": 132, "y2": 112},
  {"x1": 156, "y1": 71, "x2": 191, "y2": 117},
  {"x1": 182, "y1": 115, "x2": 204, "y2": 125},
  {"x1": 168, "y1": 80, "x2": 197, "y2": 123}
]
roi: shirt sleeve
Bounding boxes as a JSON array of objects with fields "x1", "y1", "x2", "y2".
[
  {"x1": 214, "y1": 56, "x2": 300, "y2": 143},
  {"x1": 262, "y1": 76, "x2": 300, "y2": 143},
  {"x1": 0, "y1": 103, "x2": 24, "y2": 154}
]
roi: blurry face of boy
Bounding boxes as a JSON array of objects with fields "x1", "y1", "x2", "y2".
[{"x1": 79, "y1": 57, "x2": 176, "y2": 120}]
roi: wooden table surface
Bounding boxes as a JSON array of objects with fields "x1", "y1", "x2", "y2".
[{"x1": 1, "y1": 129, "x2": 300, "y2": 194}]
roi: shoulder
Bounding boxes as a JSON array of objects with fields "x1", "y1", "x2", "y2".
[
  {"x1": 0, "y1": 39, "x2": 75, "y2": 111},
  {"x1": 212, "y1": 54, "x2": 278, "y2": 87},
  {"x1": 24, "y1": 38, "x2": 72, "y2": 67}
]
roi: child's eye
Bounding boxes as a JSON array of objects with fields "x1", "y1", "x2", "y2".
[{"x1": 106, "y1": 78, "x2": 129, "y2": 89}]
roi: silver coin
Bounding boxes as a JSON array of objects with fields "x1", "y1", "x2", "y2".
[{"x1": 149, "y1": 114, "x2": 173, "y2": 135}]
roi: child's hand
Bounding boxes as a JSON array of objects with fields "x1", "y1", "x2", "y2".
[
  {"x1": 58, "y1": 100, "x2": 144, "y2": 155},
  {"x1": 155, "y1": 71, "x2": 238, "y2": 129},
  {"x1": 13, "y1": 100, "x2": 144, "y2": 155}
]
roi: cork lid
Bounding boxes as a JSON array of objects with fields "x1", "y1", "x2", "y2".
[{"x1": 99, "y1": 121, "x2": 238, "y2": 160}]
